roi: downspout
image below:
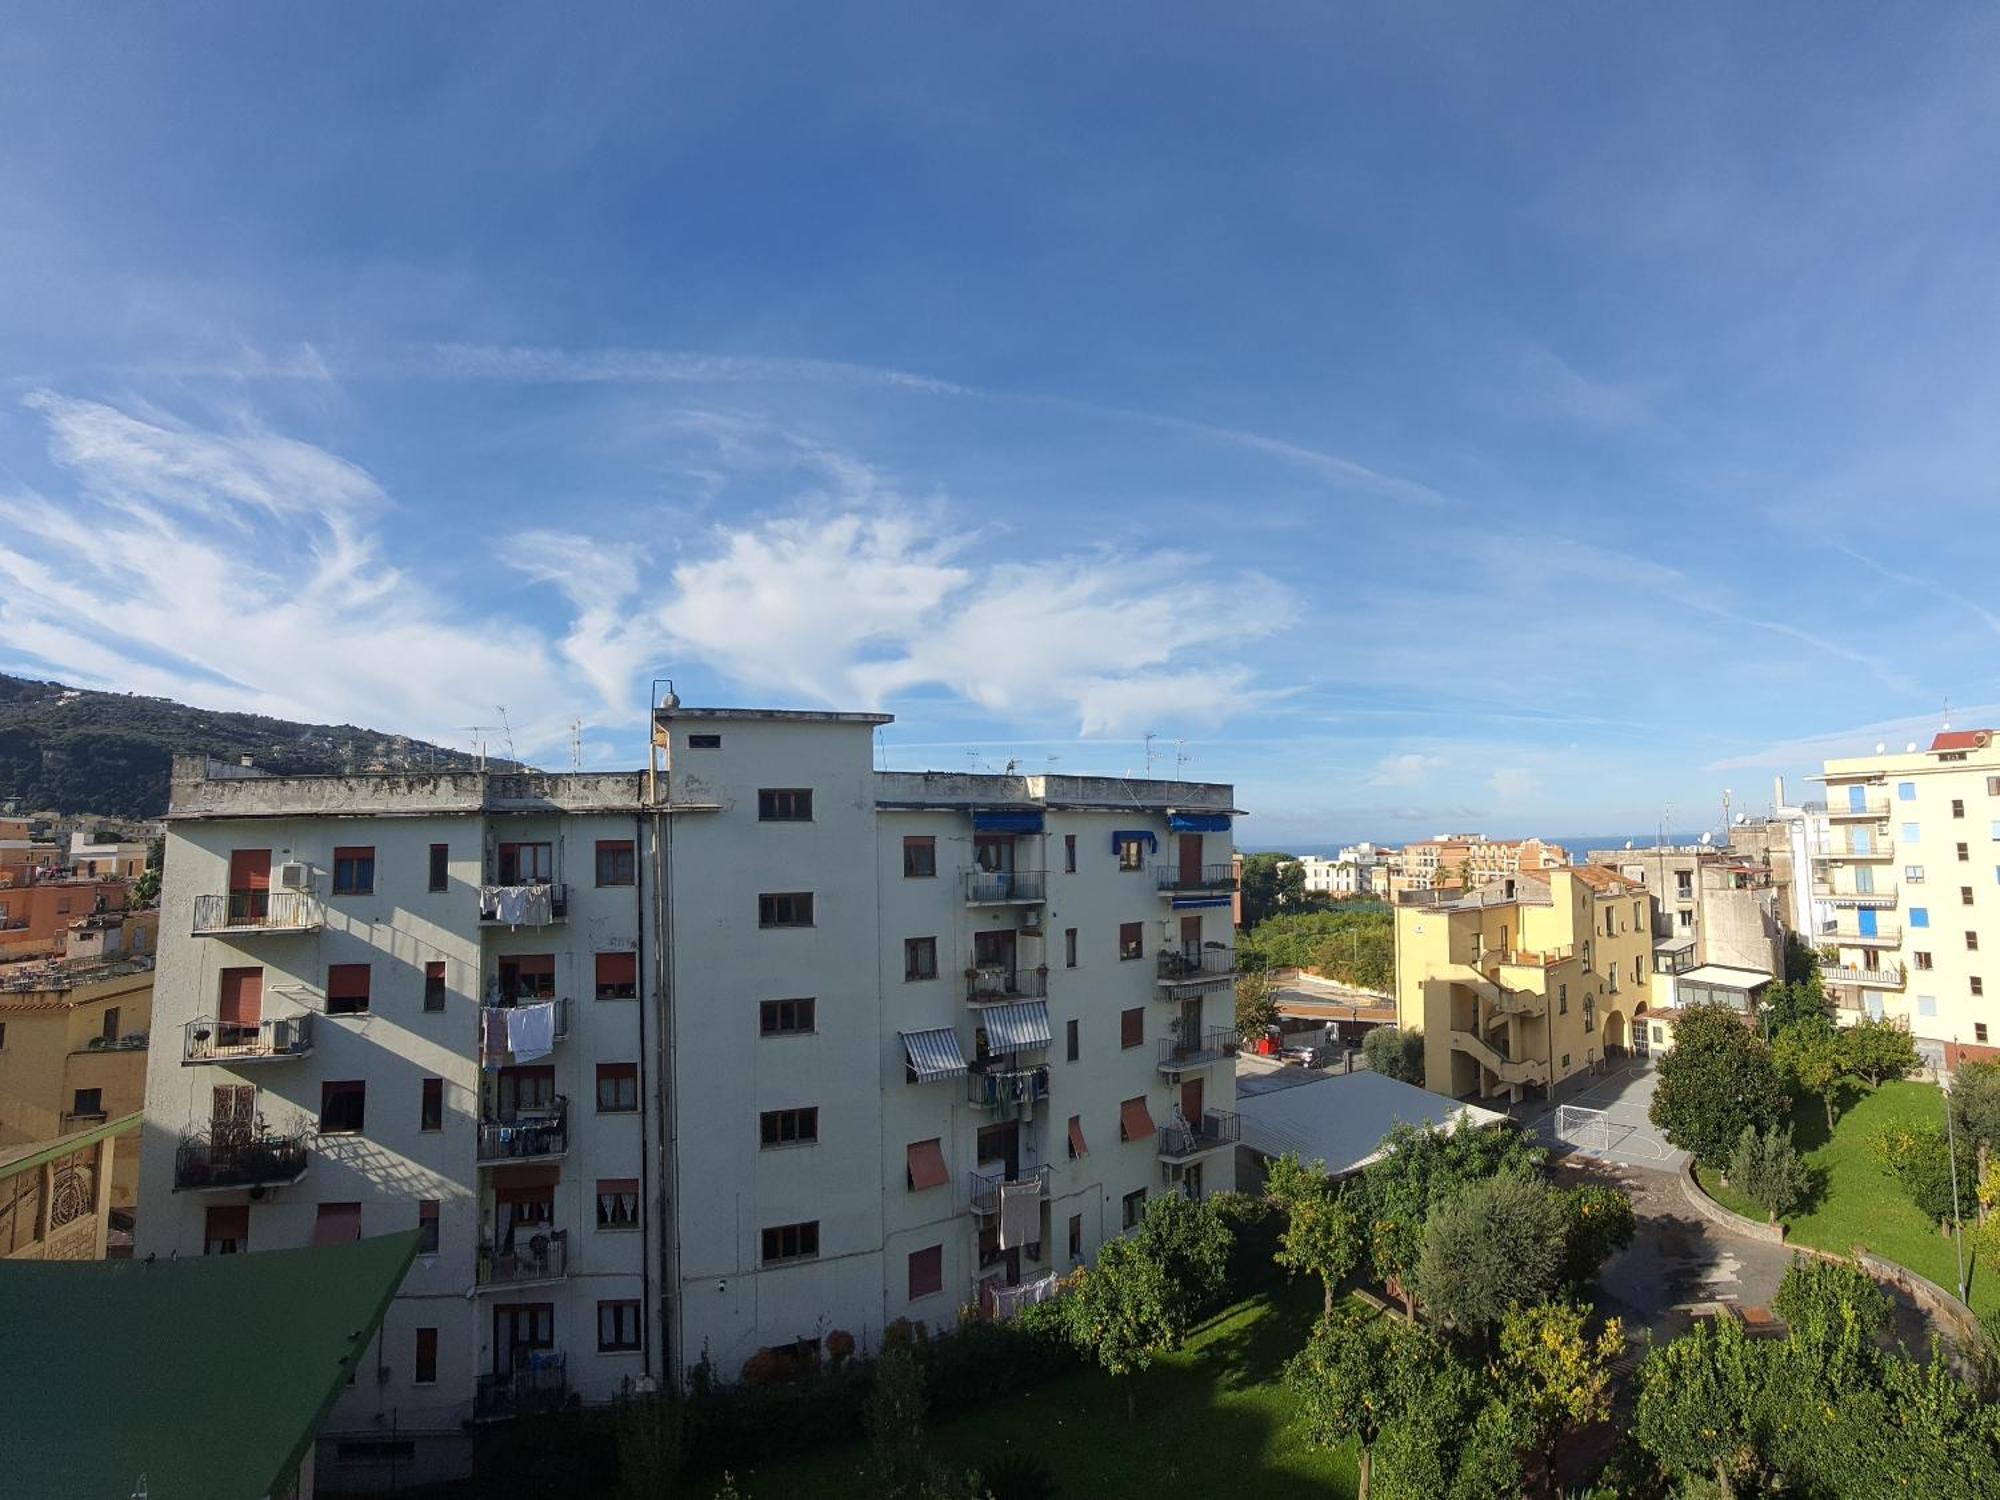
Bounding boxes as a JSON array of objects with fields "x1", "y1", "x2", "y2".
[
  {"x1": 653, "y1": 807, "x2": 678, "y2": 1382},
  {"x1": 634, "y1": 808, "x2": 652, "y2": 1382}
]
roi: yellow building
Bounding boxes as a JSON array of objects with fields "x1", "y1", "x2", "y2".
[
  {"x1": 0, "y1": 1113, "x2": 136, "y2": 1260},
  {"x1": 1393, "y1": 866, "x2": 1654, "y2": 1101},
  {"x1": 0, "y1": 956, "x2": 153, "y2": 1213}
]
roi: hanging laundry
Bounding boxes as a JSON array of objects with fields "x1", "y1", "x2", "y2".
[
  {"x1": 997, "y1": 1177, "x2": 1041, "y2": 1249},
  {"x1": 507, "y1": 1000, "x2": 556, "y2": 1063},
  {"x1": 481, "y1": 1008, "x2": 509, "y2": 1065}
]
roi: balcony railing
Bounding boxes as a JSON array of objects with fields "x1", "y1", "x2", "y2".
[
  {"x1": 1828, "y1": 925, "x2": 1902, "y2": 948},
  {"x1": 478, "y1": 882, "x2": 568, "y2": 927},
  {"x1": 968, "y1": 1064, "x2": 1051, "y2": 1111},
  {"x1": 970, "y1": 1163, "x2": 1052, "y2": 1215},
  {"x1": 1828, "y1": 796, "x2": 1890, "y2": 820},
  {"x1": 477, "y1": 1099, "x2": 569, "y2": 1163},
  {"x1": 1822, "y1": 840, "x2": 1895, "y2": 862},
  {"x1": 966, "y1": 966, "x2": 1047, "y2": 1003},
  {"x1": 1158, "y1": 1027, "x2": 1240, "y2": 1073},
  {"x1": 190, "y1": 890, "x2": 323, "y2": 936},
  {"x1": 1156, "y1": 948, "x2": 1237, "y2": 992},
  {"x1": 478, "y1": 997, "x2": 572, "y2": 1064},
  {"x1": 60, "y1": 1110, "x2": 109, "y2": 1132},
  {"x1": 174, "y1": 1127, "x2": 310, "y2": 1191},
  {"x1": 1819, "y1": 961, "x2": 1906, "y2": 991},
  {"x1": 962, "y1": 869, "x2": 1047, "y2": 904},
  {"x1": 1812, "y1": 883, "x2": 1898, "y2": 908},
  {"x1": 182, "y1": 1013, "x2": 315, "y2": 1065},
  {"x1": 474, "y1": 1354, "x2": 569, "y2": 1422},
  {"x1": 1155, "y1": 863, "x2": 1239, "y2": 894},
  {"x1": 477, "y1": 1228, "x2": 569, "y2": 1287},
  {"x1": 1159, "y1": 1110, "x2": 1240, "y2": 1161}
]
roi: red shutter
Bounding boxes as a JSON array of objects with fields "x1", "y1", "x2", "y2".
[
  {"x1": 228, "y1": 849, "x2": 271, "y2": 893},
  {"x1": 596, "y1": 952, "x2": 637, "y2": 989},
  {"x1": 218, "y1": 967, "x2": 263, "y2": 1026},
  {"x1": 327, "y1": 964, "x2": 371, "y2": 1002},
  {"x1": 312, "y1": 1202, "x2": 362, "y2": 1244}
]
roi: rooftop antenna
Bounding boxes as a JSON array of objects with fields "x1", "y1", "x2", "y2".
[
  {"x1": 1174, "y1": 738, "x2": 1189, "y2": 779},
  {"x1": 459, "y1": 723, "x2": 506, "y2": 772},
  {"x1": 1143, "y1": 732, "x2": 1158, "y2": 776},
  {"x1": 1002, "y1": 757, "x2": 1019, "y2": 775},
  {"x1": 1942, "y1": 695, "x2": 1952, "y2": 731},
  {"x1": 569, "y1": 719, "x2": 583, "y2": 774},
  {"x1": 966, "y1": 749, "x2": 983, "y2": 774},
  {"x1": 495, "y1": 707, "x2": 516, "y2": 767}
]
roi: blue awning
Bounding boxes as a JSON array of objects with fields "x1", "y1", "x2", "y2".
[
  {"x1": 1171, "y1": 896, "x2": 1232, "y2": 910},
  {"x1": 977, "y1": 1000, "x2": 1053, "y2": 1054},
  {"x1": 1167, "y1": 812, "x2": 1231, "y2": 833},
  {"x1": 972, "y1": 809, "x2": 1044, "y2": 834},
  {"x1": 1112, "y1": 829, "x2": 1159, "y2": 854},
  {"x1": 901, "y1": 1027, "x2": 968, "y2": 1082}
]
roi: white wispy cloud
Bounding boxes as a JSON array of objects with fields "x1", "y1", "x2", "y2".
[
  {"x1": 1706, "y1": 705, "x2": 2000, "y2": 772},
  {"x1": 1366, "y1": 751, "x2": 1446, "y2": 788},
  {"x1": 1825, "y1": 541, "x2": 2000, "y2": 639},
  {"x1": 1507, "y1": 345, "x2": 1656, "y2": 429}
]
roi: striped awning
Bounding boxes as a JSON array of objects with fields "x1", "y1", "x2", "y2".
[
  {"x1": 1171, "y1": 896, "x2": 1232, "y2": 910},
  {"x1": 1167, "y1": 812, "x2": 1231, "y2": 832},
  {"x1": 973, "y1": 809, "x2": 1045, "y2": 834},
  {"x1": 978, "y1": 1000, "x2": 1053, "y2": 1054},
  {"x1": 901, "y1": 1027, "x2": 969, "y2": 1082}
]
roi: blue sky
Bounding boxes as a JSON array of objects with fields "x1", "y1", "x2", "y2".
[{"x1": 3, "y1": 4, "x2": 1999, "y2": 844}]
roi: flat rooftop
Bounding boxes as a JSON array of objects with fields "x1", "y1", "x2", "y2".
[{"x1": 1234, "y1": 1068, "x2": 1509, "y2": 1177}]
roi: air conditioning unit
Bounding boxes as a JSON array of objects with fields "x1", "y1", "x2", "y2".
[
  {"x1": 1018, "y1": 907, "x2": 1043, "y2": 933},
  {"x1": 276, "y1": 861, "x2": 313, "y2": 892}
]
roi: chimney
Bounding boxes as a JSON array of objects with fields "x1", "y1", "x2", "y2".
[
  {"x1": 240, "y1": 754, "x2": 255, "y2": 769},
  {"x1": 1773, "y1": 774, "x2": 1785, "y2": 810}
]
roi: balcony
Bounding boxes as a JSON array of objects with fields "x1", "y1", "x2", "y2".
[
  {"x1": 962, "y1": 869, "x2": 1047, "y2": 905},
  {"x1": 477, "y1": 1229, "x2": 569, "y2": 1289},
  {"x1": 1813, "y1": 883, "x2": 1898, "y2": 908},
  {"x1": 479, "y1": 997, "x2": 572, "y2": 1065},
  {"x1": 1155, "y1": 863, "x2": 1239, "y2": 895},
  {"x1": 1821, "y1": 839, "x2": 1895, "y2": 863},
  {"x1": 190, "y1": 890, "x2": 323, "y2": 937},
  {"x1": 970, "y1": 1163, "x2": 1052, "y2": 1215},
  {"x1": 173, "y1": 1127, "x2": 310, "y2": 1192},
  {"x1": 59, "y1": 1110, "x2": 109, "y2": 1132},
  {"x1": 1158, "y1": 1110, "x2": 1240, "y2": 1162},
  {"x1": 966, "y1": 966, "x2": 1047, "y2": 1004},
  {"x1": 968, "y1": 1064, "x2": 1051, "y2": 1112},
  {"x1": 1158, "y1": 1026, "x2": 1240, "y2": 1074},
  {"x1": 181, "y1": 1013, "x2": 315, "y2": 1066},
  {"x1": 478, "y1": 882, "x2": 568, "y2": 928},
  {"x1": 1828, "y1": 795, "x2": 1890, "y2": 821},
  {"x1": 474, "y1": 1355, "x2": 569, "y2": 1422},
  {"x1": 1156, "y1": 948, "x2": 1237, "y2": 995},
  {"x1": 1828, "y1": 925, "x2": 1902, "y2": 949},
  {"x1": 1819, "y1": 960, "x2": 1907, "y2": 991},
  {"x1": 477, "y1": 1099, "x2": 569, "y2": 1164}
]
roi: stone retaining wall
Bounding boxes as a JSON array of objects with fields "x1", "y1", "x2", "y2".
[{"x1": 1677, "y1": 1158, "x2": 1786, "y2": 1243}]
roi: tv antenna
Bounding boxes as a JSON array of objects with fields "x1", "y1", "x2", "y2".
[
  {"x1": 1143, "y1": 732, "x2": 1158, "y2": 776},
  {"x1": 1174, "y1": 738, "x2": 1189, "y2": 779},
  {"x1": 569, "y1": 719, "x2": 583, "y2": 773},
  {"x1": 460, "y1": 721, "x2": 508, "y2": 772}
]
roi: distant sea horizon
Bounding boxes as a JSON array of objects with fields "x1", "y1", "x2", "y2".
[{"x1": 1241, "y1": 833, "x2": 1718, "y2": 859}]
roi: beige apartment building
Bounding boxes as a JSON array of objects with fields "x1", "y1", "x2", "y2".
[
  {"x1": 1393, "y1": 865, "x2": 1653, "y2": 1101},
  {"x1": 1392, "y1": 834, "x2": 1568, "y2": 895},
  {"x1": 1815, "y1": 729, "x2": 2000, "y2": 1073}
]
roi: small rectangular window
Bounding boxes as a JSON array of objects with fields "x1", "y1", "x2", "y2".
[
  {"x1": 760, "y1": 1220, "x2": 820, "y2": 1264},
  {"x1": 72, "y1": 1086, "x2": 102, "y2": 1116},
  {"x1": 1954, "y1": 799, "x2": 1967, "y2": 818},
  {"x1": 101, "y1": 1007, "x2": 120, "y2": 1043},
  {"x1": 415, "y1": 1328, "x2": 438, "y2": 1384},
  {"x1": 326, "y1": 963, "x2": 371, "y2": 1016},
  {"x1": 1067, "y1": 1114, "x2": 1086, "y2": 1160},
  {"x1": 418, "y1": 1199, "x2": 440, "y2": 1254},
  {"x1": 902, "y1": 837, "x2": 936, "y2": 878},
  {"x1": 1120, "y1": 1007, "x2": 1144, "y2": 1049},
  {"x1": 1116, "y1": 837, "x2": 1146, "y2": 872},
  {"x1": 1974, "y1": 977, "x2": 1986, "y2": 998},
  {"x1": 1918, "y1": 994, "x2": 1939, "y2": 1017},
  {"x1": 1558, "y1": 983, "x2": 1568, "y2": 1013},
  {"x1": 904, "y1": 936, "x2": 938, "y2": 982},
  {"x1": 759, "y1": 997, "x2": 816, "y2": 1036},
  {"x1": 1899, "y1": 781, "x2": 1917, "y2": 801},
  {"x1": 1068, "y1": 1212, "x2": 1083, "y2": 1259},
  {"x1": 1970, "y1": 932, "x2": 1981, "y2": 952},
  {"x1": 595, "y1": 951, "x2": 638, "y2": 1000},
  {"x1": 759, "y1": 892, "x2": 815, "y2": 928},
  {"x1": 595, "y1": 1062, "x2": 639, "y2": 1113},
  {"x1": 1903, "y1": 822, "x2": 1921, "y2": 844},
  {"x1": 1119, "y1": 922, "x2": 1143, "y2": 961},
  {"x1": 1064, "y1": 834, "x2": 1077, "y2": 873},
  {"x1": 597, "y1": 1178, "x2": 640, "y2": 1228},
  {"x1": 204, "y1": 1204, "x2": 249, "y2": 1255},
  {"x1": 1121, "y1": 1189, "x2": 1146, "y2": 1229},
  {"x1": 420, "y1": 1077, "x2": 443, "y2": 1132},
  {"x1": 319, "y1": 1080, "x2": 366, "y2": 1135},
  {"x1": 1065, "y1": 927, "x2": 1078, "y2": 967},
  {"x1": 1966, "y1": 887, "x2": 1978, "y2": 906},
  {"x1": 1907, "y1": 866, "x2": 1927, "y2": 884},
  {"x1": 688, "y1": 732, "x2": 722, "y2": 749},
  {"x1": 332, "y1": 846, "x2": 375, "y2": 896},
  {"x1": 758, "y1": 788, "x2": 813, "y2": 822},
  {"x1": 1066, "y1": 1018, "x2": 1080, "y2": 1062},
  {"x1": 759, "y1": 1106, "x2": 819, "y2": 1147},
  {"x1": 314, "y1": 1201, "x2": 362, "y2": 1243},
  {"x1": 423, "y1": 960, "x2": 447, "y2": 1011},
  {"x1": 908, "y1": 1244, "x2": 944, "y2": 1301},
  {"x1": 595, "y1": 840, "x2": 636, "y2": 887},
  {"x1": 427, "y1": 843, "x2": 449, "y2": 892},
  {"x1": 598, "y1": 1300, "x2": 642, "y2": 1352},
  {"x1": 1911, "y1": 907, "x2": 1931, "y2": 928},
  {"x1": 1980, "y1": 1023, "x2": 1992, "y2": 1046},
  {"x1": 1916, "y1": 952, "x2": 1934, "y2": 970},
  {"x1": 1960, "y1": 844, "x2": 1972, "y2": 862}
]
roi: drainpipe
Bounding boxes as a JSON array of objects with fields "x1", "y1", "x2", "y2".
[{"x1": 633, "y1": 809, "x2": 652, "y2": 1382}]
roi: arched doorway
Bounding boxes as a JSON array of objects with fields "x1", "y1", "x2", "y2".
[{"x1": 1603, "y1": 1009, "x2": 1628, "y2": 1059}]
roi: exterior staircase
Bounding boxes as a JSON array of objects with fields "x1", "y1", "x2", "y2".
[
  {"x1": 1444, "y1": 961, "x2": 1547, "y2": 1019},
  {"x1": 1449, "y1": 1028, "x2": 1548, "y2": 1087}
]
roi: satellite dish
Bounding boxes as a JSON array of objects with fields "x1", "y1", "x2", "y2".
[
  {"x1": 1623, "y1": 840, "x2": 1634, "y2": 850},
  {"x1": 1735, "y1": 813, "x2": 1747, "y2": 824},
  {"x1": 1700, "y1": 832, "x2": 1713, "y2": 845},
  {"x1": 1875, "y1": 743, "x2": 1887, "y2": 754},
  {"x1": 1905, "y1": 742, "x2": 1918, "y2": 753}
]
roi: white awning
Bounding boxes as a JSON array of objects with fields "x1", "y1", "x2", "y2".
[
  {"x1": 978, "y1": 1000, "x2": 1053, "y2": 1054},
  {"x1": 900, "y1": 1027, "x2": 968, "y2": 1082}
]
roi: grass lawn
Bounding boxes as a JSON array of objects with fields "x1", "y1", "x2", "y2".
[
  {"x1": 733, "y1": 1277, "x2": 1360, "y2": 1499},
  {"x1": 1697, "y1": 1080, "x2": 1994, "y2": 1324}
]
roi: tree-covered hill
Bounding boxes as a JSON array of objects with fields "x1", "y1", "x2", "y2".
[{"x1": 0, "y1": 673, "x2": 502, "y2": 818}]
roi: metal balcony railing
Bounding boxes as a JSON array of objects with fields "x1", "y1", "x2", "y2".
[
  {"x1": 174, "y1": 1128, "x2": 310, "y2": 1191},
  {"x1": 1154, "y1": 863, "x2": 1239, "y2": 893},
  {"x1": 1818, "y1": 961, "x2": 1906, "y2": 991},
  {"x1": 478, "y1": 883, "x2": 568, "y2": 927},
  {"x1": 1158, "y1": 1110, "x2": 1240, "y2": 1160},
  {"x1": 474, "y1": 1355, "x2": 569, "y2": 1421},
  {"x1": 477, "y1": 1229, "x2": 569, "y2": 1287},
  {"x1": 1829, "y1": 925, "x2": 1902, "y2": 948},
  {"x1": 1812, "y1": 883, "x2": 1898, "y2": 908},
  {"x1": 970, "y1": 1163, "x2": 1052, "y2": 1215},
  {"x1": 1828, "y1": 796, "x2": 1890, "y2": 820},
  {"x1": 962, "y1": 869, "x2": 1047, "y2": 904},
  {"x1": 190, "y1": 890, "x2": 323, "y2": 936},
  {"x1": 478, "y1": 997, "x2": 572, "y2": 1064},
  {"x1": 182, "y1": 1013, "x2": 315, "y2": 1065},
  {"x1": 476, "y1": 1099, "x2": 569, "y2": 1163},
  {"x1": 60, "y1": 1110, "x2": 109, "y2": 1132},
  {"x1": 966, "y1": 966, "x2": 1047, "y2": 1003},
  {"x1": 1155, "y1": 948, "x2": 1236, "y2": 990},
  {"x1": 968, "y1": 1065, "x2": 1051, "y2": 1110},
  {"x1": 1158, "y1": 1027, "x2": 1240, "y2": 1072},
  {"x1": 1823, "y1": 839, "x2": 1895, "y2": 862}
]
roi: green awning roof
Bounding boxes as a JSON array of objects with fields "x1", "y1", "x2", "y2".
[{"x1": 0, "y1": 1228, "x2": 420, "y2": 1499}]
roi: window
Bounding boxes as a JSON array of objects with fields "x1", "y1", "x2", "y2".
[
  {"x1": 1059, "y1": 927, "x2": 1077, "y2": 970},
  {"x1": 908, "y1": 1245, "x2": 944, "y2": 1301},
  {"x1": 595, "y1": 951, "x2": 638, "y2": 1000},
  {"x1": 596, "y1": 1063, "x2": 639, "y2": 1113},
  {"x1": 319, "y1": 1080, "x2": 366, "y2": 1135},
  {"x1": 332, "y1": 846, "x2": 375, "y2": 895},
  {"x1": 1676, "y1": 873, "x2": 1694, "y2": 898},
  {"x1": 1898, "y1": 781, "x2": 1917, "y2": 801},
  {"x1": 101, "y1": 1007, "x2": 120, "y2": 1043},
  {"x1": 1911, "y1": 907, "x2": 1931, "y2": 928},
  {"x1": 1068, "y1": 1114, "x2": 1087, "y2": 1160},
  {"x1": 1974, "y1": 978, "x2": 1986, "y2": 998},
  {"x1": 1955, "y1": 799, "x2": 1967, "y2": 819},
  {"x1": 1562, "y1": 1054, "x2": 1571, "y2": 1070},
  {"x1": 759, "y1": 892, "x2": 814, "y2": 928},
  {"x1": 498, "y1": 842, "x2": 553, "y2": 884},
  {"x1": 760, "y1": 1107, "x2": 819, "y2": 1147},
  {"x1": 1558, "y1": 983, "x2": 1568, "y2": 1014},
  {"x1": 1121, "y1": 1189, "x2": 1147, "y2": 1229},
  {"x1": 1116, "y1": 836, "x2": 1146, "y2": 872},
  {"x1": 204, "y1": 1205, "x2": 248, "y2": 1255},
  {"x1": 1963, "y1": 886, "x2": 1976, "y2": 906},
  {"x1": 1068, "y1": 1212, "x2": 1083, "y2": 1259},
  {"x1": 1119, "y1": 922, "x2": 1143, "y2": 961},
  {"x1": 1583, "y1": 996, "x2": 1596, "y2": 1033},
  {"x1": 1918, "y1": 994, "x2": 1939, "y2": 1017},
  {"x1": 424, "y1": 960, "x2": 447, "y2": 1011},
  {"x1": 414, "y1": 1328, "x2": 438, "y2": 1384},
  {"x1": 761, "y1": 1221, "x2": 820, "y2": 1264},
  {"x1": 1119, "y1": 1095, "x2": 1155, "y2": 1142},
  {"x1": 907, "y1": 1137, "x2": 950, "y2": 1191},
  {"x1": 688, "y1": 732, "x2": 723, "y2": 749},
  {"x1": 1980, "y1": 1024, "x2": 1994, "y2": 1045},
  {"x1": 1120, "y1": 1007, "x2": 1144, "y2": 1049},
  {"x1": 595, "y1": 840, "x2": 636, "y2": 887},
  {"x1": 904, "y1": 937, "x2": 938, "y2": 982},
  {"x1": 1064, "y1": 834, "x2": 1077, "y2": 873},
  {"x1": 71, "y1": 1086, "x2": 102, "y2": 1117},
  {"x1": 428, "y1": 843, "x2": 449, "y2": 892},
  {"x1": 759, "y1": 997, "x2": 816, "y2": 1036},
  {"x1": 902, "y1": 837, "x2": 936, "y2": 878},
  {"x1": 313, "y1": 1201, "x2": 362, "y2": 1244},
  {"x1": 326, "y1": 963, "x2": 371, "y2": 1016},
  {"x1": 1903, "y1": 822, "x2": 1922, "y2": 844},
  {"x1": 1907, "y1": 866, "x2": 1926, "y2": 883},
  {"x1": 1971, "y1": 932, "x2": 1982, "y2": 952},
  {"x1": 499, "y1": 953, "x2": 556, "y2": 1000},
  {"x1": 0, "y1": 1021, "x2": 7, "y2": 1050},
  {"x1": 597, "y1": 1178, "x2": 640, "y2": 1228},
  {"x1": 1066, "y1": 1018, "x2": 1080, "y2": 1062},
  {"x1": 1677, "y1": 908, "x2": 1694, "y2": 932},
  {"x1": 1916, "y1": 952, "x2": 1934, "y2": 970},
  {"x1": 418, "y1": 1199, "x2": 440, "y2": 1254},
  {"x1": 420, "y1": 1077, "x2": 443, "y2": 1132},
  {"x1": 598, "y1": 1300, "x2": 643, "y2": 1352},
  {"x1": 1961, "y1": 844, "x2": 1972, "y2": 862},
  {"x1": 758, "y1": 789, "x2": 813, "y2": 822}
]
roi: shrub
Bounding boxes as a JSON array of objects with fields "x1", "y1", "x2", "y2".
[
  {"x1": 973, "y1": 1453, "x2": 1058, "y2": 1500},
  {"x1": 1363, "y1": 1025, "x2": 1425, "y2": 1085},
  {"x1": 1730, "y1": 1123, "x2": 1812, "y2": 1222},
  {"x1": 1558, "y1": 1181, "x2": 1637, "y2": 1291},
  {"x1": 1412, "y1": 1172, "x2": 1569, "y2": 1333},
  {"x1": 1649, "y1": 1004, "x2": 1786, "y2": 1169},
  {"x1": 1871, "y1": 1122, "x2": 1977, "y2": 1224}
]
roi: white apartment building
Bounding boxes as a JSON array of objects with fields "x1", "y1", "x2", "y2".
[
  {"x1": 1289, "y1": 845, "x2": 1389, "y2": 899},
  {"x1": 1814, "y1": 729, "x2": 2000, "y2": 1075},
  {"x1": 138, "y1": 707, "x2": 1239, "y2": 1489}
]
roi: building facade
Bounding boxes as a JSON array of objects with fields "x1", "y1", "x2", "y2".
[
  {"x1": 1392, "y1": 834, "x2": 1568, "y2": 895},
  {"x1": 137, "y1": 708, "x2": 1239, "y2": 1488},
  {"x1": 1587, "y1": 844, "x2": 1785, "y2": 980},
  {"x1": 1392, "y1": 866, "x2": 1652, "y2": 1101}
]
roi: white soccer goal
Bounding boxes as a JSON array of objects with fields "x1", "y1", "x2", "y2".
[{"x1": 1555, "y1": 1104, "x2": 1611, "y2": 1152}]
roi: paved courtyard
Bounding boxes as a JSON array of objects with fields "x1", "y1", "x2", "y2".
[{"x1": 1517, "y1": 1055, "x2": 1685, "y2": 1171}]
